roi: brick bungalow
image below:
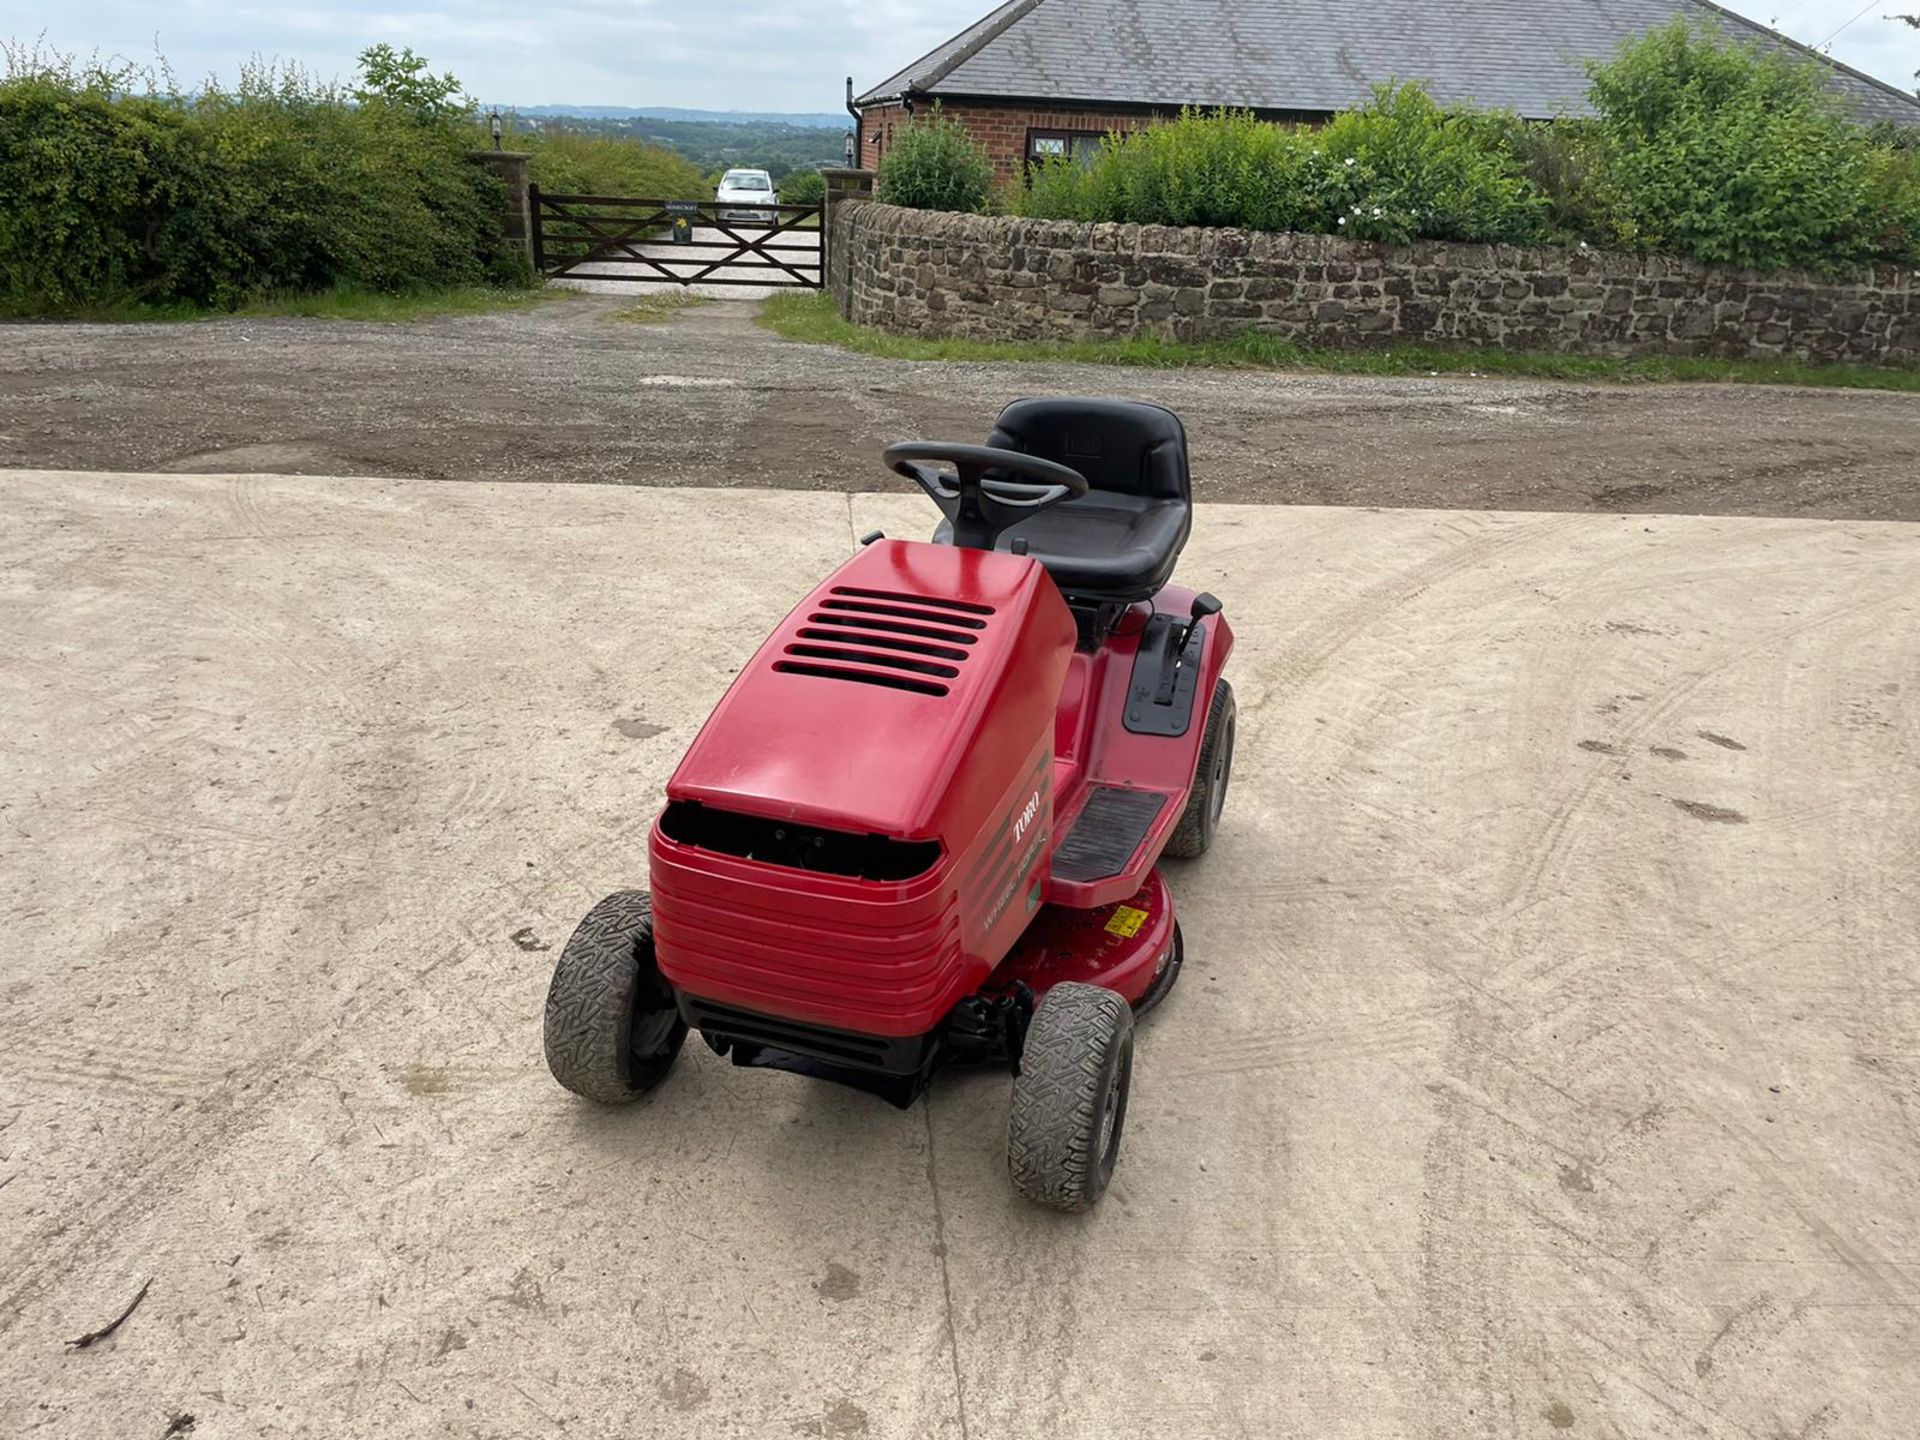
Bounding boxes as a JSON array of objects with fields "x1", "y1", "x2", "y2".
[{"x1": 852, "y1": 0, "x2": 1920, "y2": 180}]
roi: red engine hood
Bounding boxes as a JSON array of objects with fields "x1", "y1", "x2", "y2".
[{"x1": 665, "y1": 539, "x2": 1074, "y2": 840}]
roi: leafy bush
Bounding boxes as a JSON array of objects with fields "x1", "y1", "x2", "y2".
[
  {"x1": 494, "y1": 118, "x2": 706, "y2": 199},
  {"x1": 1018, "y1": 109, "x2": 1312, "y2": 230},
  {"x1": 876, "y1": 107, "x2": 993, "y2": 213},
  {"x1": 1862, "y1": 146, "x2": 1920, "y2": 262},
  {"x1": 780, "y1": 169, "x2": 826, "y2": 206},
  {"x1": 1017, "y1": 89, "x2": 1542, "y2": 244},
  {"x1": 0, "y1": 56, "x2": 206, "y2": 311},
  {"x1": 1499, "y1": 119, "x2": 1611, "y2": 245},
  {"x1": 180, "y1": 62, "x2": 512, "y2": 303},
  {"x1": 0, "y1": 43, "x2": 521, "y2": 315},
  {"x1": 1582, "y1": 20, "x2": 1883, "y2": 273}
]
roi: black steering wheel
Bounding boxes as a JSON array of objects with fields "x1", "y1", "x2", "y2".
[{"x1": 884, "y1": 442, "x2": 1089, "y2": 551}]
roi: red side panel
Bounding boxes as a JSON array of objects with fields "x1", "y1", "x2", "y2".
[{"x1": 1044, "y1": 584, "x2": 1236, "y2": 909}]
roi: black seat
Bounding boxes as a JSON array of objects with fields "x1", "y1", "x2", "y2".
[{"x1": 933, "y1": 398, "x2": 1193, "y2": 602}]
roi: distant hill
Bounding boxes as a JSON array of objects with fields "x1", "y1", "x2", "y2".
[
  {"x1": 508, "y1": 105, "x2": 847, "y2": 128},
  {"x1": 503, "y1": 110, "x2": 851, "y2": 180}
]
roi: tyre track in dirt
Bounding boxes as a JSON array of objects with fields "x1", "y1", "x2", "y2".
[
  {"x1": 1238, "y1": 512, "x2": 1583, "y2": 716},
  {"x1": 0, "y1": 937, "x2": 457, "y2": 1333},
  {"x1": 1497, "y1": 571, "x2": 1915, "y2": 918}
]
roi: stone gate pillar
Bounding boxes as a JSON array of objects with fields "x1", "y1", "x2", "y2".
[
  {"x1": 472, "y1": 150, "x2": 534, "y2": 268},
  {"x1": 821, "y1": 168, "x2": 876, "y2": 312}
]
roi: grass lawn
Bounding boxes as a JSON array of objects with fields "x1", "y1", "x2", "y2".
[
  {"x1": 5, "y1": 284, "x2": 570, "y2": 325},
  {"x1": 757, "y1": 291, "x2": 1920, "y2": 393}
]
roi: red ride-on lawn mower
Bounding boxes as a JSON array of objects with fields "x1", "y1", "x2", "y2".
[{"x1": 543, "y1": 398, "x2": 1235, "y2": 1211}]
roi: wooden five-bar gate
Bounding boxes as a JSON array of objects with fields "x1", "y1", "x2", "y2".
[{"x1": 530, "y1": 185, "x2": 823, "y2": 288}]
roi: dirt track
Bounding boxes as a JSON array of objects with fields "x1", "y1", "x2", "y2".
[
  {"x1": 3, "y1": 472, "x2": 1917, "y2": 1438},
  {"x1": 2, "y1": 295, "x2": 1918, "y2": 518}
]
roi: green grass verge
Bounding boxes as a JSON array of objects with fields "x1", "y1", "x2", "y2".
[
  {"x1": 605, "y1": 292, "x2": 710, "y2": 324},
  {"x1": 757, "y1": 291, "x2": 1920, "y2": 392},
  {"x1": 5, "y1": 284, "x2": 568, "y2": 325}
]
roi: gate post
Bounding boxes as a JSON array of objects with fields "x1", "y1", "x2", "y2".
[
  {"x1": 472, "y1": 150, "x2": 534, "y2": 268},
  {"x1": 527, "y1": 181, "x2": 545, "y2": 274},
  {"x1": 821, "y1": 168, "x2": 875, "y2": 313}
]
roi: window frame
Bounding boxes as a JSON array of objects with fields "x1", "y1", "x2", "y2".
[{"x1": 1023, "y1": 127, "x2": 1110, "y2": 168}]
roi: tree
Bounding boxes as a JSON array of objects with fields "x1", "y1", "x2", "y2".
[
  {"x1": 1898, "y1": 14, "x2": 1920, "y2": 94},
  {"x1": 353, "y1": 44, "x2": 467, "y2": 124}
]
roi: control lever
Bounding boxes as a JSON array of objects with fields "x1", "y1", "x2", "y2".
[
  {"x1": 1176, "y1": 592, "x2": 1221, "y2": 657},
  {"x1": 1155, "y1": 593, "x2": 1221, "y2": 705}
]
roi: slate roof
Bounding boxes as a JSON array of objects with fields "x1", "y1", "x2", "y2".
[{"x1": 857, "y1": 0, "x2": 1920, "y2": 127}]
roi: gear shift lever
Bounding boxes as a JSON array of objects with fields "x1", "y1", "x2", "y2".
[
  {"x1": 1177, "y1": 592, "x2": 1221, "y2": 656},
  {"x1": 1155, "y1": 593, "x2": 1221, "y2": 705}
]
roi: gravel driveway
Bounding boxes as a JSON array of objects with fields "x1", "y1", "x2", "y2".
[{"x1": 1, "y1": 294, "x2": 1917, "y2": 517}]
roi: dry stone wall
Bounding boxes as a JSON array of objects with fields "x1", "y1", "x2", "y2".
[{"x1": 829, "y1": 200, "x2": 1919, "y2": 366}]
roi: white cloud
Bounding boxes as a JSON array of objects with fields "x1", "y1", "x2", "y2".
[{"x1": 2, "y1": 0, "x2": 1914, "y2": 114}]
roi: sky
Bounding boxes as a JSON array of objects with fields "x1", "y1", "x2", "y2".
[{"x1": 3, "y1": 0, "x2": 1916, "y2": 116}]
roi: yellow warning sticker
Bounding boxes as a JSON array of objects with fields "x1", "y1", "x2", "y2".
[{"x1": 1105, "y1": 905, "x2": 1149, "y2": 939}]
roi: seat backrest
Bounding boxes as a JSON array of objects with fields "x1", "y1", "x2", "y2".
[{"x1": 987, "y1": 398, "x2": 1190, "y2": 502}]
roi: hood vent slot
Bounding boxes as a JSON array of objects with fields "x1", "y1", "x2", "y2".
[
  {"x1": 773, "y1": 660, "x2": 949, "y2": 697},
  {"x1": 785, "y1": 644, "x2": 958, "y2": 679},
  {"x1": 806, "y1": 613, "x2": 978, "y2": 645},
  {"x1": 829, "y1": 586, "x2": 995, "y2": 617},
  {"x1": 820, "y1": 597, "x2": 988, "y2": 631},
  {"x1": 795, "y1": 626, "x2": 968, "y2": 662}
]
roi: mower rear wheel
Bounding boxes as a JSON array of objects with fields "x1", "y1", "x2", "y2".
[
  {"x1": 543, "y1": 890, "x2": 687, "y2": 1104},
  {"x1": 1008, "y1": 982, "x2": 1135, "y2": 1213},
  {"x1": 1165, "y1": 678, "x2": 1235, "y2": 859}
]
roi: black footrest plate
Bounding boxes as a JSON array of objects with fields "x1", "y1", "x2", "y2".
[{"x1": 1051, "y1": 786, "x2": 1167, "y2": 884}]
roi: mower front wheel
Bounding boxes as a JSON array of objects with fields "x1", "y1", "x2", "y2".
[
  {"x1": 1008, "y1": 982, "x2": 1135, "y2": 1213},
  {"x1": 543, "y1": 890, "x2": 687, "y2": 1104}
]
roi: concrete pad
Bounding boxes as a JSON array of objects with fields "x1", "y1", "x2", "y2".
[{"x1": 1, "y1": 472, "x2": 1916, "y2": 1439}]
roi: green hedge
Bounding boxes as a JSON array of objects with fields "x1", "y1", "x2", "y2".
[
  {"x1": 0, "y1": 49, "x2": 523, "y2": 315},
  {"x1": 879, "y1": 22, "x2": 1920, "y2": 277},
  {"x1": 490, "y1": 118, "x2": 708, "y2": 199},
  {"x1": 1015, "y1": 88, "x2": 1544, "y2": 244}
]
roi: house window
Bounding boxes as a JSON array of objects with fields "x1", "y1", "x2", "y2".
[{"x1": 1025, "y1": 128, "x2": 1107, "y2": 167}]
